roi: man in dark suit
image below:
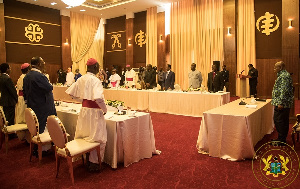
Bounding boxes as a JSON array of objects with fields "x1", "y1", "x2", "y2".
[
  {"x1": 207, "y1": 64, "x2": 224, "y2": 93},
  {"x1": 0, "y1": 63, "x2": 18, "y2": 126},
  {"x1": 144, "y1": 64, "x2": 157, "y2": 89},
  {"x1": 248, "y1": 64, "x2": 258, "y2": 97},
  {"x1": 23, "y1": 57, "x2": 57, "y2": 134},
  {"x1": 163, "y1": 64, "x2": 175, "y2": 90}
]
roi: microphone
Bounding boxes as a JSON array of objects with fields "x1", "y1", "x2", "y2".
[{"x1": 240, "y1": 70, "x2": 244, "y2": 74}]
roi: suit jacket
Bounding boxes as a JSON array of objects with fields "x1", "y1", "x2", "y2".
[
  {"x1": 207, "y1": 71, "x2": 224, "y2": 93},
  {"x1": 0, "y1": 73, "x2": 18, "y2": 107},
  {"x1": 144, "y1": 69, "x2": 157, "y2": 88},
  {"x1": 163, "y1": 71, "x2": 175, "y2": 90},
  {"x1": 248, "y1": 68, "x2": 258, "y2": 85}
]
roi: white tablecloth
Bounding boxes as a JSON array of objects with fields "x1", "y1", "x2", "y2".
[
  {"x1": 196, "y1": 99, "x2": 274, "y2": 161},
  {"x1": 55, "y1": 103, "x2": 159, "y2": 168},
  {"x1": 53, "y1": 86, "x2": 230, "y2": 117}
]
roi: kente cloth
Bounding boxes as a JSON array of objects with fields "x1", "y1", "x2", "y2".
[
  {"x1": 65, "y1": 72, "x2": 107, "y2": 163},
  {"x1": 66, "y1": 72, "x2": 75, "y2": 86},
  {"x1": 125, "y1": 69, "x2": 136, "y2": 86},
  {"x1": 109, "y1": 74, "x2": 121, "y2": 88}
]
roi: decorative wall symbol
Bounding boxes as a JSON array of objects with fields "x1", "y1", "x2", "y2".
[
  {"x1": 25, "y1": 23, "x2": 44, "y2": 42},
  {"x1": 256, "y1": 12, "x2": 280, "y2": 36},
  {"x1": 135, "y1": 30, "x2": 147, "y2": 47},
  {"x1": 111, "y1": 34, "x2": 122, "y2": 49}
]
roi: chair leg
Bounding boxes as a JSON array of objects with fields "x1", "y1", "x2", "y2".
[
  {"x1": 82, "y1": 155, "x2": 84, "y2": 165},
  {"x1": 29, "y1": 142, "x2": 33, "y2": 162},
  {"x1": 67, "y1": 157, "x2": 75, "y2": 185},
  {"x1": 292, "y1": 133, "x2": 296, "y2": 148},
  {"x1": 55, "y1": 151, "x2": 60, "y2": 178},
  {"x1": 0, "y1": 132, "x2": 3, "y2": 150},
  {"x1": 38, "y1": 144, "x2": 42, "y2": 163},
  {"x1": 297, "y1": 133, "x2": 299, "y2": 142},
  {"x1": 96, "y1": 146, "x2": 102, "y2": 170},
  {"x1": 5, "y1": 133, "x2": 8, "y2": 154}
]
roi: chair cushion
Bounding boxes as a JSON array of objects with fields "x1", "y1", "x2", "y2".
[
  {"x1": 32, "y1": 132, "x2": 52, "y2": 143},
  {"x1": 6, "y1": 124, "x2": 28, "y2": 133},
  {"x1": 57, "y1": 139, "x2": 100, "y2": 157}
]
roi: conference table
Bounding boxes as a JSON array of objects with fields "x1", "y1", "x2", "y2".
[
  {"x1": 55, "y1": 102, "x2": 159, "y2": 168},
  {"x1": 53, "y1": 86, "x2": 230, "y2": 117},
  {"x1": 196, "y1": 99, "x2": 274, "y2": 161}
]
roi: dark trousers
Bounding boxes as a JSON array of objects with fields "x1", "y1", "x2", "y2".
[
  {"x1": 273, "y1": 107, "x2": 290, "y2": 143},
  {"x1": 3, "y1": 106, "x2": 15, "y2": 126},
  {"x1": 158, "y1": 81, "x2": 163, "y2": 90},
  {"x1": 249, "y1": 83, "x2": 257, "y2": 97}
]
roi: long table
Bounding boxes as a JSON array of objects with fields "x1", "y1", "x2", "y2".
[
  {"x1": 53, "y1": 86, "x2": 230, "y2": 117},
  {"x1": 196, "y1": 99, "x2": 274, "y2": 161},
  {"x1": 55, "y1": 103, "x2": 159, "y2": 168}
]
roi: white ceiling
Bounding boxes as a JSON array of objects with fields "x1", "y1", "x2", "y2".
[{"x1": 17, "y1": 0, "x2": 177, "y2": 19}]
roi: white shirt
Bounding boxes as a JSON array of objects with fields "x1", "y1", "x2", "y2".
[{"x1": 66, "y1": 72, "x2": 75, "y2": 86}]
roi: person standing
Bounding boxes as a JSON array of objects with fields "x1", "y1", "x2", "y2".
[
  {"x1": 221, "y1": 65, "x2": 229, "y2": 92},
  {"x1": 157, "y1": 67, "x2": 164, "y2": 90},
  {"x1": 120, "y1": 67, "x2": 126, "y2": 86},
  {"x1": 188, "y1": 63, "x2": 202, "y2": 89},
  {"x1": 207, "y1": 64, "x2": 224, "y2": 93},
  {"x1": 66, "y1": 67, "x2": 75, "y2": 86},
  {"x1": 0, "y1": 63, "x2": 18, "y2": 126},
  {"x1": 15, "y1": 63, "x2": 31, "y2": 124},
  {"x1": 125, "y1": 65, "x2": 136, "y2": 88},
  {"x1": 74, "y1": 69, "x2": 82, "y2": 82},
  {"x1": 23, "y1": 56, "x2": 57, "y2": 134},
  {"x1": 163, "y1": 64, "x2": 175, "y2": 90},
  {"x1": 109, "y1": 69, "x2": 121, "y2": 88},
  {"x1": 66, "y1": 58, "x2": 107, "y2": 172},
  {"x1": 57, "y1": 68, "x2": 66, "y2": 84},
  {"x1": 144, "y1": 64, "x2": 156, "y2": 89},
  {"x1": 248, "y1": 64, "x2": 258, "y2": 97},
  {"x1": 271, "y1": 61, "x2": 293, "y2": 144}
]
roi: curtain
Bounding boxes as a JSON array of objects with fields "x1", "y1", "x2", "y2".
[
  {"x1": 170, "y1": 0, "x2": 223, "y2": 90},
  {"x1": 70, "y1": 12, "x2": 104, "y2": 74},
  {"x1": 146, "y1": 7, "x2": 158, "y2": 67},
  {"x1": 236, "y1": 0, "x2": 256, "y2": 96}
]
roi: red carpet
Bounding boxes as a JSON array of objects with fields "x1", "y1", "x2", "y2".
[{"x1": 0, "y1": 99, "x2": 299, "y2": 188}]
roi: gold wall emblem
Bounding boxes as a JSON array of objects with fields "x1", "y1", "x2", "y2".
[
  {"x1": 111, "y1": 34, "x2": 121, "y2": 49},
  {"x1": 25, "y1": 23, "x2": 44, "y2": 42},
  {"x1": 135, "y1": 30, "x2": 147, "y2": 47},
  {"x1": 256, "y1": 12, "x2": 280, "y2": 36}
]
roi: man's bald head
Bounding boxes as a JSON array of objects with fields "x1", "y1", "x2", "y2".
[{"x1": 274, "y1": 61, "x2": 285, "y2": 73}]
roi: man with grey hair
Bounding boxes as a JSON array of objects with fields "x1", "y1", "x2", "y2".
[
  {"x1": 271, "y1": 61, "x2": 293, "y2": 145},
  {"x1": 188, "y1": 63, "x2": 202, "y2": 89}
]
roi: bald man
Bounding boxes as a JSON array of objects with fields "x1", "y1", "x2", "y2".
[{"x1": 271, "y1": 61, "x2": 293, "y2": 145}]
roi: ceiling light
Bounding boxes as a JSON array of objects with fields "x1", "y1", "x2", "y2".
[
  {"x1": 61, "y1": 0, "x2": 86, "y2": 7},
  {"x1": 51, "y1": 2, "x2": 57, "y2": 5}
]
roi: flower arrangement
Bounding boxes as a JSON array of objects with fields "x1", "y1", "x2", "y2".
[{"x1": 105, "y1": 100, "x2": 124, "y2": 108}]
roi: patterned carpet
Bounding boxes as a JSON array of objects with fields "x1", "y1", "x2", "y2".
[{"x1": 0, "y1": 99, "x2": 299, "y2": 188}]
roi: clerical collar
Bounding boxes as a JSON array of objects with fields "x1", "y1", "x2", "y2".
[{"x1": 31, "y1": 68, "x2": 42, "y2": 73}]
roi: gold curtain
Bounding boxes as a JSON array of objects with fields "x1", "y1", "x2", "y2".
[
  {"x1": 171, "y1": 0, "x2": 223, "y2": 90},
  {"x1": 236, "y1": 0, "x2": 256, "y2": 96},
  {"x1": 70, "y1": 12, "x2": 104, "y2": 74},
  {"x1": 146, "y1": 7, "x2": 158, "y2": 67}
]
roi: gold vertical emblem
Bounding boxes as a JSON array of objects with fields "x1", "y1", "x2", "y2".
[
  {"x1": 135, "y1": 30, "x2": 147, "y2": 47},
  {"x1": 25, "y1": 23, "x2": 44, "y2": 42},
  {"x1": 111, "y1": 34, "x2": 122, "y2": 49},
  {"x1": 256, "y1": 12, "x2": 280, "y2": 36}
]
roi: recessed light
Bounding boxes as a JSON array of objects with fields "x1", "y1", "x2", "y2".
[
  {"x1": 80, "y1": 9, "x2": 86, "y2": 11},
  {"x1": 51, "y1": 2, "x2": 57, "y2": 5}
]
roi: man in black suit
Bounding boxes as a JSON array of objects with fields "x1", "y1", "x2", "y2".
[
  {"x1": 163, "y1": 64, "x2": 175, "y2": 90},
  {"x1": 23, "y1": 57, "x2": 57, "y2": 134},
  {"x1": 248, "y1": 64, "x2": 258, "y2": 97},
  {"x1": 144, "y1": 64, "x2": 157, "y2": 89},
  {"x1": 0, "y1": 63, "x2": 18, "y2": 126},
  {"x1": 207, "y1": 64, "x2": 224, "y2": 93}
]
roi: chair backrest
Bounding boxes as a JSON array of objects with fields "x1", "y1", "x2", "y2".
[
  {"x1": 47, "y1": 116, "x2": 68, "y2": 149},
  {"x1": 0, "y1": 107, "x2": 7, "y2": 129},
  {"x1": 24, "y1": 108, "x2": 39, "y2": 136}
]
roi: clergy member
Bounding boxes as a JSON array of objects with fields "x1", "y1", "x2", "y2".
[
  {"x1": 15, "y1": 63, "x2": 30, "y2": 124},
  {"x1": 66, "y1": 58, "x2": 107, "y2": 172},
  {"x1": 109, "y1": 69, "x2": 121, "y2": 88},
  {"x1": 65, "y1": 67, "x2": 75, "y2": 86},
  {"x1": 125, "y1": 65, "x2": 136, "y2": 88}
]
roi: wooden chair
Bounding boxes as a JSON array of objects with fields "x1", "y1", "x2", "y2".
[
  {"x1": 24, "y1": 108, "x2": 52, "y2": 163},
  {"x1": 0, "y1": 107, "x2": 28, "y2": 154},
  {"x1": 291, "y1": 114, "x2": 300, "y2": 148},
  {"x1": 46, "y1": 115, "x2": 101, "y2": 185}
]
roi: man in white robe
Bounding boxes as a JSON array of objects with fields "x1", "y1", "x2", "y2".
[
  {"x1": 65, "y1": 67, "x2": 75, "y2": 86},
  {"x1": 109, "y1": 69, "x2": 121, "y2": 88},
  {"x1": 66, "y1": 58, "x2": 107, "y2": 172},
  {"x1": 124, "y1": 65, "x2": 136, "y2": 87}
]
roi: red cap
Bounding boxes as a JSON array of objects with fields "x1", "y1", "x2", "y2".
[
  {"x1": 21, "y1": 63, "x2": 30, "y2": 69},
  {"x1": 86, "y1": 58, "x2": 98, "y2": 66},
  {"x1": 126, "y1": 64, "x2": 130, "y2": 68}
]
